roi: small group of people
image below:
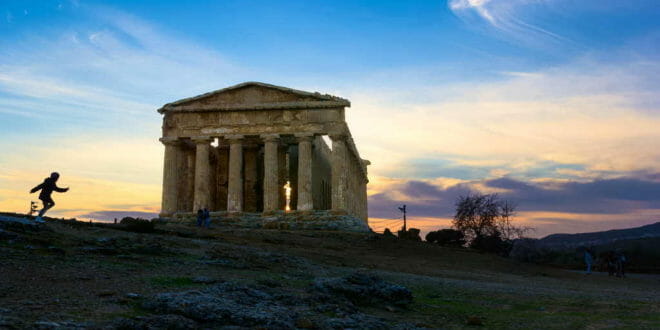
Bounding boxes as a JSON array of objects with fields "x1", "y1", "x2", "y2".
[
  {"x1": 583, "y1": 246, "x2": 627, "y2": 277},
  {"x1": 196, "y1": 208, "x2": 212, "y2": 228},
  {"x1": 601, "y1": 249, "x2": 627, "y2": 278}
]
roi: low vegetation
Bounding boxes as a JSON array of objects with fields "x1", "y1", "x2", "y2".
[{"x1": 0, "y1": 213, "x2": 658, "y2": 328}]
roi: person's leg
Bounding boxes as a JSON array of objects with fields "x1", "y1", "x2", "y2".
[
  {"x1": 205, "y1": 217, "x2": 211, "y2": 228},
  {"x1": 621, "y1": 263, "x2": 626, "y2": 278},
  {"x1": 38, "y1": 198, "x2": 55, "y2": 217}
]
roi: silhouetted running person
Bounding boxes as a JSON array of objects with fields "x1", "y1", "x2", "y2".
[{"x1": 30, "y1": 172, "x2": 69, "y2": 223}]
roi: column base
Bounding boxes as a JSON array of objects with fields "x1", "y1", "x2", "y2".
[
  {"x1": 262, "y1": 210, "x2": 284, "y2": 216},
  {"x1": 330, "y1": 209, "x2": 348, "y2": 216},
  {"x1": 295, "y1": 210, "x2": 314, "y2": 216}
]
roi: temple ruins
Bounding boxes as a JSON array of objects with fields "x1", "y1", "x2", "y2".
[{"x1": 157, "y1": 82, "x2": 370, "y2": 230}]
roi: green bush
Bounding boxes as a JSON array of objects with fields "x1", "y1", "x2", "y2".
[
  {"x1": 426, "y1": 229, "x2": 466, "y2": 247},
  {"x1": 119, "y1": 217, "x2": 155, "y2": 233}
]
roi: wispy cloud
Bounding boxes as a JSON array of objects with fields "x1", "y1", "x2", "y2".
[
  {"x1": 448, "y1": 0, "x2": 569, "y2": 47},
  {"x1": 343, "y1": 52, "x2": 660, "y2": 182},
  {"x1": 0, "y1": 5, "x2": 245, "y2": 126}
]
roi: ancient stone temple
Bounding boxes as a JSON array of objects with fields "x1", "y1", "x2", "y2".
[{"x1": 157, "y1": 82, "x2": 370, "y2": 229}]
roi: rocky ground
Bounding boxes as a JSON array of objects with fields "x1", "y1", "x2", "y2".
[{"x1": 1, "y1": 214, "x2": 659, "y2": 329}]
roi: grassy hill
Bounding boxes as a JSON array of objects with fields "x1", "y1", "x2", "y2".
[
  {"x1": 539, "y1": 222, "x2": 660, "y2": 249},
  {"x1": 515, "y1": 222, "x2": 660, "y2": 273},
  {"x1": 1, "y1": 214, "x2": 659, "y2": 329}
]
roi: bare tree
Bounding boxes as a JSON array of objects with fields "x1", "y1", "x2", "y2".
[
  {"x1": 453, "y1": 193, "x2": 530, "y2": 244},
  {"x1": 496, "y1": 199, "x2": 532, "y2": 241}
]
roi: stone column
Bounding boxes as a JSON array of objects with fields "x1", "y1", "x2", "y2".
[
  {"x1": 278, "y1": 146, "x2": 288, "y2": 210},
  {"x1": 216, "y1": 146, "x2": 229, "y2": 211},
  {"x1": 330, "y1": 134, "x2": 348, "y2": 212},
  {"x1": 181, "y1": 147, "x2": 196, "y2": 212},
  {"x1": 192, "y1": 136, "x2": 212, "y2": 212},
  {"x1": 296, "y1": 134, "x2": 314, "y2": 211},
  {"x1": 227, "y1": 135, "x2": 244, "y2": 213},
  {"x1": 243, "y1": 144, "x2": 259, "y2": 212},
  {"x1": 160, "y1": 137, "x2": 180, "y2": 217},
  {"x1": 262, "y1": 134, "x2": 279, "y2": 212}
]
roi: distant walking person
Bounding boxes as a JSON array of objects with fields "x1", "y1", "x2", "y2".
[
  {"x1": 30, "y1": 172, "x2": 69, "y2": 223},
  {"x1": 584, "y1": 247, "x2": 594, "y2": 275}
]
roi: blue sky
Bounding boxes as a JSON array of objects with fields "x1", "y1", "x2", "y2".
[{"x1": 1, "y1": 0, "x2": 660, "y2": 236}]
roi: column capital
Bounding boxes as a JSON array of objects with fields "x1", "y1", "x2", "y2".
[
  {"x1": 295, "y1": 133, "x2": 315, "y2": 142},
  {"x1": 191, "y1": 136, "x2": 212, "y2": 144},
  {"x1": 159, "y1": 137, "x2": 180, "y2": 146},
  {"x1": 260, "y1": 133, "x2": 280, "y2": 142},
  {"x1": 225, "y1": 134, "x2": 244, "y2": 143},
  {"x1": 329, "y1": 133, "x2": 347, "y2": 141}
]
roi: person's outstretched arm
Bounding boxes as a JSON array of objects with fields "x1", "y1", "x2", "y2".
[
  {"x1": 54, "y1": 185, "x2": 69, "y2": 193},
  {"x1": 30, "y1": 183, "x2": 44, "y2": 193}
]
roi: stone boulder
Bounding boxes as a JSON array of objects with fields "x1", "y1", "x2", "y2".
[
  {"x1": 142, "y1": 282, "x2": 297, "y2": 329},
  {"x1": 111, "y1": 314, "x2": 197, "y2": 329},
  {"x1": 311, "y1": 272, "x2": 413, "y2": 307}
]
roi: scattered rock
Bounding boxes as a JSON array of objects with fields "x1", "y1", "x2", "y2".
[
  {"x1": 466, "y1": 316, "x2": 484, "y2": 326},
  {"x1": 322, "y1": 313, "x2": 389, "y2": 329},
  {"x1": 311, "y1": 272, "x2": 413, "y2": 307},
  {"x1": 198, "y1": 258, "x2": 248, "y2": 269},
  {"x1": 143, "y1": 282, "x2": 297, "y2": 328},
  {"x1": 79, "y1": 246, "x2": 118, "y2": 255},
  {"x1": 0, "y1": 315, "x2": 21, "y2": 328},
  {"x1": 257, "y1": 279, "x2": 281, "y2": 288},
  {"x1": 111, "y1": 314, "x2": 197, "y2": 329},
  {"x1": 33, "y1": 321, "x2": 60, "y2": 329},
  {"x1": 0, "y1": 229, "x2": 19, "y2": 240},
  {"x1": 191, "y1": 276, "x2": 217, "y2": 284},
  {"x1": 96, "y1": 237, "x2": 115, "y2": 244},
  {"x1": 295, "y1": 317, "x2": 315, "y2": 329},
  {"x1": 47, "y1": 246, "x2": 66, "y2": 256},
  {"x1": 97, "y1": 291, "x2": 116, "y2": 297}
]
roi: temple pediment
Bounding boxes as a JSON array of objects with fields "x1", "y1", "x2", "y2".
[{"x1": 158, "y1": 82, "x2": 350, "y2": 113}]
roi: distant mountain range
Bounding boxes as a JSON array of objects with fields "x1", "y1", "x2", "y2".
[{"x1": 536, "y1": 222, "x2": 660, "y2": 250}]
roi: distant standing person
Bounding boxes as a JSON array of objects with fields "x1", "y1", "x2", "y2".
[
  {"x1": 203, "y1": 208, "x2": 211, "y2": 228},
  {"x1": 29, "y1": 172, "x2": 69, "y2": 223},
  {"x1": 615, "y1": 249, "x2": 627, "y2": 278},
  {"x1": 584, "y1": 247, "x2": 594, "y2": 275},
  {"x1": 196, "y1": 209, "x2": 204, "y2": 227}
]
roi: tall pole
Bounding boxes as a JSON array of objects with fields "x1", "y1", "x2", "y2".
[{"x1": 398, "y1": 204, "x2": 407, "y2": 232}]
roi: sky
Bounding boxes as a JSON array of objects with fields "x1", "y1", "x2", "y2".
[{"x1": 1, "y1": 0, "x2": 660, "y2": 237}]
